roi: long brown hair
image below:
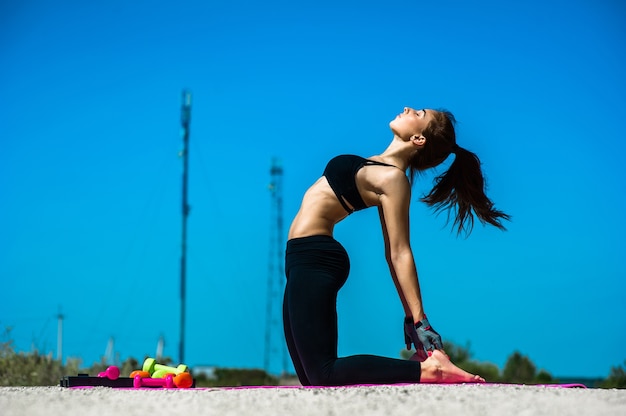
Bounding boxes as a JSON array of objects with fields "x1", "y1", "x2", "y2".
[{"x1": 410, "y1": 109, "x2": 510, "y2": 235}]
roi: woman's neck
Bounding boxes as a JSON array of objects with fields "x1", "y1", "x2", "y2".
[{"x1": 377, "y1": 136, "x2": 417, "y2": 171}]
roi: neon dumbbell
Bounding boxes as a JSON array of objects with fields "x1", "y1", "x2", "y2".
[
  {"x1": 173, "y1": 372, "x2": 193, "y2": 388},
  {"x1": 133, "y1": 374, "x2": 175, "y2": 388},
  {"x1": 131, "y1": 372, "x2": 193, "y2": 388},
  {"x1": 98, "y1": 366, "x2": 120, "y2": 380},
  {"x1": 150, "y1": 369, "x2": 194, "y2": 387},
  {"x1": 130, "y1": 370, "x2": 151, "y2": 378},
  {"x1": 152, "y1": 369, "x2": 176, "y2": 379},
  {"x1": 143, "y1": 357, "x2": 188, "y2": 375}
]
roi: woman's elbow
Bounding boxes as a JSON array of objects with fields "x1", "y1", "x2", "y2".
[{"x1": 389, "y1": 248, "x2": 413, "y2": 267}]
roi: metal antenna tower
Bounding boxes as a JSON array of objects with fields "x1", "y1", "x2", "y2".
[
  {"x1": 179, "y1": 90, "x2": 192, "y2": 364},
  {"x1": 265, "y1": 158, "x2": 288, "y2": 375}
]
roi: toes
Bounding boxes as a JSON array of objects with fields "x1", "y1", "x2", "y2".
[{"x1": 472, "y1": 375, "x2": 486, "y2": 383}]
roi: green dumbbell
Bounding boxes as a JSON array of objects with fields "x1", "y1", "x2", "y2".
[
  {"x1": 152, "y1": 369, "x2": 177, "y2": 379},
  {"x1": 143, "y1": 357, "x2": 189, "y2": 376}
]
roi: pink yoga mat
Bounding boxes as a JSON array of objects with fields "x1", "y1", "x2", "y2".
[
  {"x1": 216, "y1": 383, "x2": 588, "y2": 390},
  {"x1": 69, "y1": 382, "x2": 588, "y2": 390}
]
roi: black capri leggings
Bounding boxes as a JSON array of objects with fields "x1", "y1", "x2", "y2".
[{"x1": 283, "y1": 235, "x2": 421, "y2": 386}]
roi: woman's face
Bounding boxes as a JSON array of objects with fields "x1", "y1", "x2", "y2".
[{"x1": 389, "y1": 107, "x2": 433, "y2": 140}]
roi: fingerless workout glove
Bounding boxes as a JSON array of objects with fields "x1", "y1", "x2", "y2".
[{"x1": 404, "y1": 316, "x2": 443, "y2": 362}]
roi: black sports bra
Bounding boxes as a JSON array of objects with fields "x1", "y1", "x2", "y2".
[{"x1": 323, "y1": 154, "x2": 397, "y2": 214}]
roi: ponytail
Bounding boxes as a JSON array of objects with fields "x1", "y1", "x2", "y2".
[
  {"x1": 421, "y1": 145, "x2": 510, "y2": 236},
  {"x1": 409, "y1": 109, "x2": 510, "y2": 236}
]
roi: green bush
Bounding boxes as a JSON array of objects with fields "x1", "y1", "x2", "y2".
[
  {"x1": 195, "y1": 368, "x2": 278, "y2": 387},
  {"x1": 598, "y1": 361, "x2": 626, "y2": 389},
  {"x1": 401, "y1": 341, "x2": 560, "y2": 384},
  {"x1": 502, "y1": 351, "x2": 536, "y2": 383},
  {"x1": 1, "y1": 327, "x2": 81, "y2": 386},
  {"x1": 2, "y1": 326, "x2": 620, "y2": 388}
]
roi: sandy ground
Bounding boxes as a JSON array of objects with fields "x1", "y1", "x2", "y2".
[{"x1": 1, "y1": 384, "x2": 625, "y2": 416}]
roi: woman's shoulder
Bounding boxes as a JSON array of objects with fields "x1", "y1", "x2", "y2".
[
  {"x1": 361, "y1": 161, "x2": 410, "y2": 198},
  {"x1": 377, "y1": 167, "x2": 410, "y2": 189}
]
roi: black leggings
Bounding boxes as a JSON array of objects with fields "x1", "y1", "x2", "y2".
[{"x1": 283, "y1": 235, "x2": 421, "y2": 386}]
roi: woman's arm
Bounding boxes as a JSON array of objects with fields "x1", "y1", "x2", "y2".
[
  {"x1": 377, "y1": 173, "x2": 425, "y2": 324},
  {"x1": 378, "y1": 206, "x2": 411, "y2": 318}
]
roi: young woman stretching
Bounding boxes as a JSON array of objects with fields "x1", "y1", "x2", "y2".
[{"x1": 283, "y1": 107, "x2": 510, "y2": 386}]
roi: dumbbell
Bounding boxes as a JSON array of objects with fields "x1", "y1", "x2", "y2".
[
  {"x1": 131, "y1": 372, "x2": 193, "y2": 388},
  {"x1": 129, "y1": 370, "x2": 151, "y2": 379},
  {"x1": 143, "y1": 357, "x2": 188, "y2": 375},
  {"x1": 152, "y1": 369, "x2": 176, "y2": 379},
  {"x1": 133, "y1": 374, "x2": 176, "y2": 388},
  {"x1": 148, "y1": 369, "x2": 194, "y2": 387},
  {"x1": 98, "y1": 366, "x2": 120, "y2": 380},
  {"x1": 173, "y1": 372, "x2": 193, "y2": 388}
]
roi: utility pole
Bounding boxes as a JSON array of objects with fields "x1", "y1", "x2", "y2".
[
  {"x1": 179, "y1": 90, "x2": 192, "y2": 364},
  {"x1": 105, "y1": 337, "x2": 115, "y2": 365},
  {"x1": 56, "y1": 307, "x2": 64, "y2": 364},
  {"x1": 156, "y1": 334, "x2": 165, "y2": 361}
]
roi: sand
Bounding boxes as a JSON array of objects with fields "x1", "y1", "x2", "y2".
[{"x1": 1, "y1": 384, "x2": 625, "y2": 416}]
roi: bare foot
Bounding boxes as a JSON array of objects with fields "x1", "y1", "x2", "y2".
[{"x1": 414, "y1": 350, "x2": 486, "y2": 384}]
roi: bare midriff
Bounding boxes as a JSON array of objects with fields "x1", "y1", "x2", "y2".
[{"x1": 287, "y1": 177, "x2": 351, "y2": 240}]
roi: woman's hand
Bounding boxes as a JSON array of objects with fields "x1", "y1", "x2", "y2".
[{"x1": 404, "y1": 316, "x2": 444, "y2": 361}]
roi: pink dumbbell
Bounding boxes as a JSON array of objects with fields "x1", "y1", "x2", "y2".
[
  {"x1": 98, "y1": 366, "x2": 120, "y2": 380},
  {"x1": 133, "y1": 374, "x2": 175, "y2": 388}
]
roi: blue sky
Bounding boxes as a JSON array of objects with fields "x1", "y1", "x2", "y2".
[{"x1": 1, "y1": 0, "x2": 624, "y2": 379}]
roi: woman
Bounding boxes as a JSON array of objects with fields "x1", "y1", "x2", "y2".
[{"x1": 283, "y1": 107, "x2": 510, "y2": 386}]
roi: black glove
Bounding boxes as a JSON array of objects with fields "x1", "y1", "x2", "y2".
[{"x1": 404, "y1": 316, "x2": 443, "y2": 361}]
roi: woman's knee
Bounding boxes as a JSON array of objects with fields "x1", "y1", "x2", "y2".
[{"x1": 300, "y1": 361, "x2": 335, "y2": 386}]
